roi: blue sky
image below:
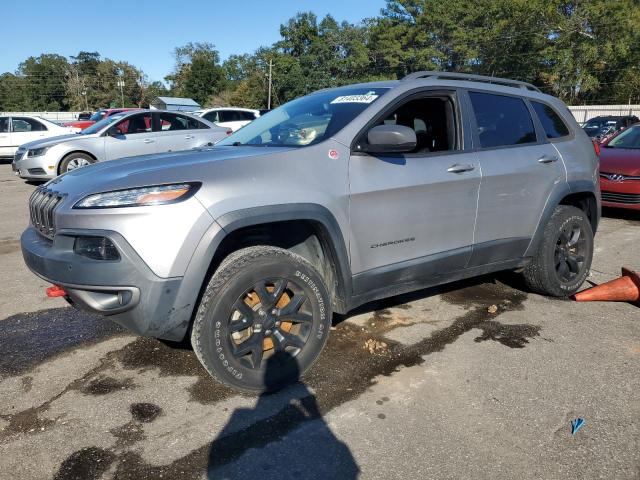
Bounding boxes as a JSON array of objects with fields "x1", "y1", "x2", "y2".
[{"x1": 3, "y1": 0, "x2": 386, "y2": 83}]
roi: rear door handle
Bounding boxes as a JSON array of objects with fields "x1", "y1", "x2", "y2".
[
  {"x1": 447, "y1": 163, "x2": 475, "y2": 173},
  {"x1": 538, "y1": 155, "x2": 558, "y2": 164},
  {"x1": 143, "y1": 138, "x2": 155, "y2": 144},
  {"x1": 185, "y1": 134, "x2": 195, "y2": 139}
]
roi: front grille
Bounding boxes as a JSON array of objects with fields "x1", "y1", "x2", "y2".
[
  {"x1": 601, "y1": 191, "x2": 640, "y2": 205},
  {"x1": 29, "y1": 187, "x2": 64, "y2": 238},
  {"x1": 600, "y1": 172, "x2": 640, "y2": 181}
]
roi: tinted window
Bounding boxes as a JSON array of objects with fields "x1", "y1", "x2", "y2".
[
  {"x1": 203, "y1": 111, "x2": 219, "y2": 123},
  {"x1": 469, "y1": 92, "x2": 537, "y2": 148},
  {"x1": 113, "y1": 113, "x2": 152, "y2": 135},
  {"x1": 157, "y1": 112, "x2": 204, "y2": 131},
  {"x1": 0, "y1": 117, "x2": 8, "y2": 133},
  {"x1": 239, "y1": 111, "x2": 257, "y2": 121},
  {"x1": 12, "y1": 117, "x2": 47, "y2": 132},
  {"x1": 606, "y1": 125, "x2": 640, "y2": 149},
  {"x1": 532, "y1": 101, "x2": 570, "y2": 138}
]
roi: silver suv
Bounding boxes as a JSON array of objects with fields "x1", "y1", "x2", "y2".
[{"x1": 21, "y1": 72, "x2": 600, "y2": 392}]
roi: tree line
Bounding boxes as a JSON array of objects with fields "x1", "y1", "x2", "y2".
[{"x1": 1, "y1": 0, "x2": 639, "y2": 112}]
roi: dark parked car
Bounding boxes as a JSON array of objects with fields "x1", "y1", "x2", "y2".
[
  {"x1": 582, "y1": 115, "x2": 639, "y2": 141},
  {"x1": 77, "y1": 111, "x2": 93, "y2": 121}
]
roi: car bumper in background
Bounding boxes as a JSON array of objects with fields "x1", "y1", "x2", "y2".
[
  {"x1": 600, "y1": 176, "x2": 640, "y2": 210},
  {"x1": 21, "y1": 226, "x2": 189, "y2": 340},
  {"x1": 12, "y1": 152, "x2": 56, "y2": 180}
]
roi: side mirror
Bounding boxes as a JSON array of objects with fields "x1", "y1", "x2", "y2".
[
  {"x1": 362, "y1": 124, "x2": 417, "y2": 153},
  {"x1": 107, "y1": 126, "x2": 122, "y2": 137}
]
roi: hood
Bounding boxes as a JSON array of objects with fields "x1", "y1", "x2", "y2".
[
  {"x1": 46, "y1": 145, "x2": 295, "y2": 197},
  {"x1": 20, "y1": 133, "x2": 98, "y2": 150},
  {"x1": 599, "y1": 147, "x2": 640, "y2": 176}
]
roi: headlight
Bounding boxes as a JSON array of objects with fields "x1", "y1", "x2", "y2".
[
  {"x1": 28, "y1": 147, "x2": 50, "y2": 157},
  {"x1": 73, "y1": 183, "x2": 200, "y2": 209}
]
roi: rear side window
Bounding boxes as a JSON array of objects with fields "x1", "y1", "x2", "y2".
[
  {"x1": 532, "y1": 101, "x2": 570, "y2": 138},
  {"x1": 469, "y1": 92, "x2": 537, "y2": 148},
  {"x1": 0, "y1": 117, "x2": 8, "y2": 133},
  {"x1": 203, "y1": 111, "x2": 219, "y2": 123},
  {"x1": 12, "y1": 117, "x2": 47, "y2": 132}
]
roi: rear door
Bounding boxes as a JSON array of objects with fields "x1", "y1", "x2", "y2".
[
  {"x1": 466, "y1": 90, "x2": 565, "y2": 266},
  {"x1": 154, "y1": 112, "x2": 207, "y2": 153},
  {"x1": 104, "y1": 112, "x2": 158, "y2": 160},
  {"x1": 10, "y1": 117, "x2": 49, "y2": 148}
]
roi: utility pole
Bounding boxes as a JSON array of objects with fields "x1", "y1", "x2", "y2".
[
  {"x1": 116, "y1": 69, "x2": 125, "y2": 108},
  {"x1": 267, "y1": 59, "x2": 273, "y2": 110}
]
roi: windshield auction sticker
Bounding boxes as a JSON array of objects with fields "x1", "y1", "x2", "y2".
[{"x1": 331, "y1": 94, "x2": 379, "y2": 104}]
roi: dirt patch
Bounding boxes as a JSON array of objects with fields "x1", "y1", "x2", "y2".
[
  {"x1": 79, "y1": 377, "x2": 136, "y2": 396},
  {"x1": 53, "y1": 447, "x2": 116, "y2": 480},
  {"x1": 0, "y1": 238, "x2": 20, "y2": 255},
  {"x1": 130, "y1": 403, "x2": 162, "y2": 423}
]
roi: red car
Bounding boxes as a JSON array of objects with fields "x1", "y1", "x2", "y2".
[
  {"x1": 598, "y1": 123, "x2": 640, "y2": 210},
  {"x1": 64, "y1": 108, "x2": 140, "y2": 130}
]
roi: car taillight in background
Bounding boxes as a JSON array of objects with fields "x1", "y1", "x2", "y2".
[
  {"x1": 592, "y1": 139, "x2": 601, "y2": 157},
  {"x1": 226, "y1": 130, "x2": 233, "y2": 135}
]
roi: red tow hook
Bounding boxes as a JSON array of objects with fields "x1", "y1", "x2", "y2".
[{"x1": 46, "y1": 285, "x2": 67, "y2": 298}]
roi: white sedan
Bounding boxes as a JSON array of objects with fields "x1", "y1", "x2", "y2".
[
  {"x1": 0, "y1": 115, "x2": 80, "y2": 159},
  {"x1": 192, "y1": 107, "x2": 260, "y2": 132}
]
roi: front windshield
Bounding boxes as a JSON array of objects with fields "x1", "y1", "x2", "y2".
[
  {"x1": 89, "y1": 110, "x2": 107, "y2": 122},
  {"x1": 218, "y1": 87, "x2": 390, "y2": 147},
  {"x1": 606, "y1": 125, "x2": 640, "y2": 149},
  {"x1": 80, "y1": 113, "x2": 126, "y2": 135}
]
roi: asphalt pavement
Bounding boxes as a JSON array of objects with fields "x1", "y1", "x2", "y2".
[{"x1": 0, "y1": 163, "x2": 638, "y2": 480}]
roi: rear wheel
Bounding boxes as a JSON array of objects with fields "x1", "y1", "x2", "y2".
[
  {"x1": 59, "y1": 153, "x2": 95, "y2": 174},
  {"x1": 191, "y1": 246, "x2": 332, "y2": 393},
  {"x1": 522, "y1": 205, "x2": 593, "y2": 297}
]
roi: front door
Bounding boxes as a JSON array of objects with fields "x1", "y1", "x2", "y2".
[
  {"x1": 349, "y1": 92, "x2": 481, "y2": 294},
  {"x1": 466, "y1": 90, "x2": 566, "y2": 266},
  {"x1": 104, "y1": 112, "x2": 157, "y2": 160},
  {"x1": 0, "y1": 117, "x2": 10, "y2": 157}
]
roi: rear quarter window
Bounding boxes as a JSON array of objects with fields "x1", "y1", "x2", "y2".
[
  {"x1": 469, "y1": 91, "x2": 537, "y2": 148},
  {"x1": 531, "y1": 101, "x2": 570, "y2": 138}
]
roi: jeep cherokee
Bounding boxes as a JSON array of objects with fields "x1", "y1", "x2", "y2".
[{"x1": 21, "y1": 71, "x2": 600, "y2": 392}]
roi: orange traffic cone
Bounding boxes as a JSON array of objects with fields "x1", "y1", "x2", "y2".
[{"x1": 574, "y1": 267, "x2": 640, "y2": 305}]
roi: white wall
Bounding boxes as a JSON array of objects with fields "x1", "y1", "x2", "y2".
[
  {"x1": 567, "y1": 105, "x2": 640, "y2": 123},
  {"x1": 0, "y1": 112, "x2": 82, "y2": 121}
]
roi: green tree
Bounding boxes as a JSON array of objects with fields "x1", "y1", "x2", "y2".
[{"x1": 17, "y1": 54, "x2": 69, "y2": 110}]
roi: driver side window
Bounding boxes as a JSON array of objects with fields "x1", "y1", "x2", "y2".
[
  {"x1": 369, "y1": 95, "x2": 458, "y2": 154},
  {"x1": 114, "y1": 113, "x2": 152, "y2": 135}
]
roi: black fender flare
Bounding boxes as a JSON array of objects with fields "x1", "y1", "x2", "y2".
[{"x1": 524, "y1": 180, "x2": 599, "y2": 257}]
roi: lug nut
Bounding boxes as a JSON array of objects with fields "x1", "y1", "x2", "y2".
[
  {"x1": 275, "y1": 321, "x2": 281, "y2": 327},
  {"x1": 265, "y1": 329, "x2": 272, "y2": 335},
  {"x1": 271, "y1": 309, "x2": 277, "y2": 315}
]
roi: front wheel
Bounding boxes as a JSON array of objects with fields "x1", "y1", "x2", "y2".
[
  {"x1": 522, "y1": 205, "x2": 594, "y2": 297},
  {"x1": 59, "y1": 153, "x2": 95, "y2": 174},
  {"x1": 191, "y1": 246, "x2": 332, "y2": 393}
]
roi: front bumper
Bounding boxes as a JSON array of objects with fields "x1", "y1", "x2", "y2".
[
  {"x1": 600, "y1": 176, "x2": 640, "y2": 211},
  {"x1": 12, "y1": 151, "x2": 56, "y2": 180},
  {"x1": 21, "y1": 226, "x2": 189, "y2": 340}
]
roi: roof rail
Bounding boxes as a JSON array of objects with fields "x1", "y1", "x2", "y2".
[{"x1": 401, "y1": 71, "x2": 541, "y2": 92}]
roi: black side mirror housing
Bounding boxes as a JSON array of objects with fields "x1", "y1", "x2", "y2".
[{"x1": 361, "y1": 124, "x2": 417, "y2": 154}]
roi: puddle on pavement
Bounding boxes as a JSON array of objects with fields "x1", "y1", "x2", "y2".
[
  {"x1": 4, "y1": 276, "x2": 541, "y2": 479},
  {"x1": 0, "y1": 307, "x2": 125, "y2": 377},
  {"x1": 53, "y1": 447, "x2": 116, "y2": 480}
]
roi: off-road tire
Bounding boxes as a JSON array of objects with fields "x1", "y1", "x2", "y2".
[
  {"x1": 59, "y1": 152, "x2": 95, "y2": 174},
  {"x1": 191, "y1": 246, "x2": 332, "y2": 393},
  {"x1": 522, "y1": 205, "x2": 593, "y2": 297}
]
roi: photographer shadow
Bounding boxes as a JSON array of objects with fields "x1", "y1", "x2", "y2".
[{"x1": 207, "y1": 351, "x2": 359, "y2": 479}]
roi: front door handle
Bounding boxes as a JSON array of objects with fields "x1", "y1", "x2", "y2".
[
  {"x1": 538, "y1": 155, "x2": 558, "y2": 164},
  {"x1": 185, "y1": 134, "x2": 195, "y2": 139},
  {"x1": 143, "y1": 138, "x2": 155, "y2": 144},
  {"x1": 447, "y1": 163, "x2": 475, "y2": 174}
]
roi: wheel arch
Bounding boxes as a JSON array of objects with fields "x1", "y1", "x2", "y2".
[
  {"x1": 525, "y1": 181, "x2": 600, "y2": 257},
  {"x1": 57, "y1": 150, "x2": 97, "y2": 175}
]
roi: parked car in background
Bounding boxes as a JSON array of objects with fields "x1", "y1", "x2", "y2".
[
  {"x1": 0, "y1": 115, "x2": 80, "y2": 159},
  {"x1": 12, "y1": 110, "x2": 229, "y2": 180},
  {"x1": 64, "y1": 108, "x2": 141, "y2": 130},
  {"x1": 20, "y1": 72, "x2": 600, "y2": 392},
  {"x1": 192, "y1": 107, "x2": 260, "y2": 132},
  {"x1": 599, "y1": 123, "x2": 640, "y2": 210},
  {"x1": 582, "y1": 115, "x2": 639, "y2": 141}
]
